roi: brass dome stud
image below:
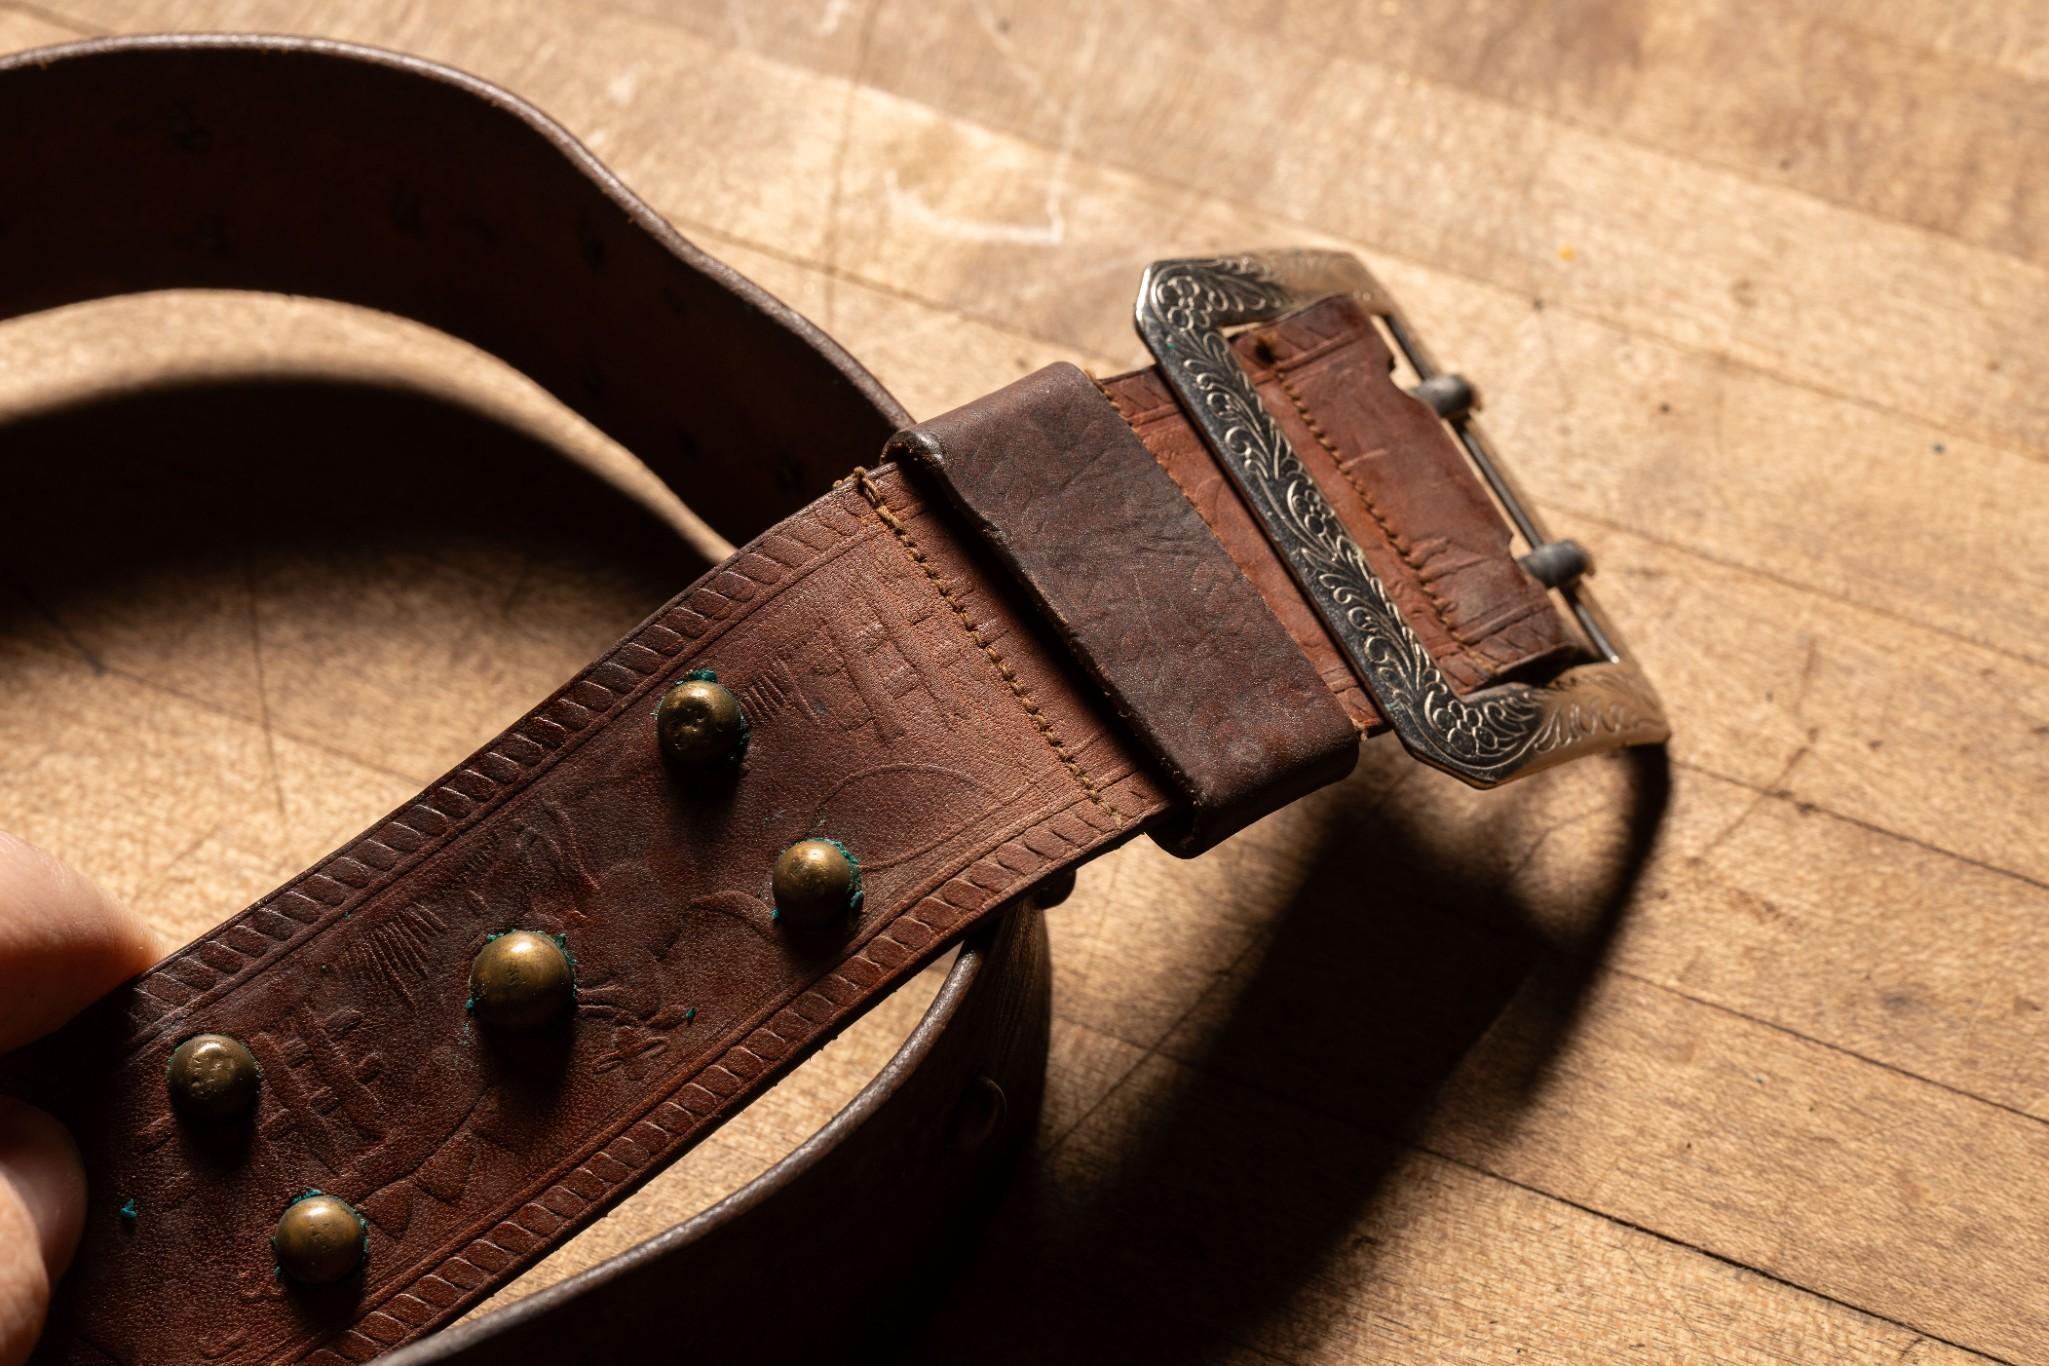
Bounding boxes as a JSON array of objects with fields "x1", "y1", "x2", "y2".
[
  {"x1": 771, "y1": 838, "x2": 862, "y2": 932},
  {"x1": 272, "y1": 1192, "x2": 367, "y2": 1286},
  {"x1": 165, "y1": 1033, "x2": 261, "y2": 1122},
  {"x1": 655, "y1": 672, "x2": 749, "y2": 771},
  {"x1": 467, "y1": 930, "x2": 575, "y2": 1030}
]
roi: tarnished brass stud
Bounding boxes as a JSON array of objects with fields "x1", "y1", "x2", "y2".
[
  {"x1": 273, "y1": 1192, "x2": 366, "y2": 1286},
  {"x1": 467, "y1": 930, "x2": 574, "y2": 1030},
  {"x1": 165, "y1": 1033, "x2": 260, "y2": 1121},
  {"x1": 656, "y1": 671, "x2": 748, "y2": 770},
  {"x1": 771, "y1": 838, "x2": 862, "y2": 931}
]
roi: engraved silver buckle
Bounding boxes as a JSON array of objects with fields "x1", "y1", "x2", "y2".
[{"x1": 1134, "y1": 250, "x2": 1668, "y2": 787}]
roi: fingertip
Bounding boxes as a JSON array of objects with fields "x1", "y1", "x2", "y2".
[
  {"x1": 0, "y1": 831, "x2": 164, "y2": 1054},
  {"x1": 0, "y1": 1098, "x2": 86, "y2": 1366}
]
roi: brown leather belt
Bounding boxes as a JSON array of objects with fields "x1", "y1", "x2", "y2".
[{"x1": 0, "y1": 34, "x2": 1668, "y2": 1364}]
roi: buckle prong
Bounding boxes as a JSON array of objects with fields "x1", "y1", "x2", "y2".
[
  {"x1": 1407, "y1": 372, "x2": 1475, "y2": 420},
  {"x1": 1518, "y1": 539, "x2": 1594, "y2": 591},
  {"x1": 1134, "y1": 249, "x2": 1668, "y2": 787}
]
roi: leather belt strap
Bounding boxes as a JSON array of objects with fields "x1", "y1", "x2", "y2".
[{"x1": 0, "y1": 34, "x2": 1658, "y2": 1365}]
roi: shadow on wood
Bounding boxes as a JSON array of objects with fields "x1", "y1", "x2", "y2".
[
  {"x1": 0, "y1": 374, "x2": 697, "y2": 726},
  {"x1": 910, "y1": 749, "x2": 1671, "y2": 1362}
]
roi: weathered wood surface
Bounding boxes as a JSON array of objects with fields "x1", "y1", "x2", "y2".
[{"x1": 1, "y1": 1, "x2": 2044, "y2": 1360}]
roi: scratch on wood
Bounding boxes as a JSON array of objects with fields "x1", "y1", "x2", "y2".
[
  {"x1": 818, "y1": 0, "x2": 883, "y2": 329},
  {"x1": 877, "y1": 0, "x2": 1103, "y2": 247},
  {"x1": 1692, "y1": 742, "x2": 1810, "y2": 866}
]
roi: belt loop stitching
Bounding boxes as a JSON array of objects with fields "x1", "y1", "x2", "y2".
[{"x1": 1090, "y1": 372, "x2": 1207, "y2": 553}]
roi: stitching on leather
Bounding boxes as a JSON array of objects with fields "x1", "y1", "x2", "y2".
[
  {"x1": 1104, "y1": 386, "x2": 1180, "y2": 427},
  {"x1": 1270, "y1": 365, "x2": 1466, "y2": 648},
  {"x1": 1090, "y1": 372, "x2": 1134, "y2": 421},
  {"x1": 850, "y1": 468, "x2": 1124, "y2": 826},
  {"x1": 268, "y1": 503, "x2": 1144, "y2": 1357},
  {"x1": 1092, "y1": 372, "x2": 1209, "y2": 525}
]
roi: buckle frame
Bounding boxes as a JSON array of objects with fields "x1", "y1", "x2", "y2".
[{"x1": 1134, "y1": 249, "x2": 1668, "y2": 787}]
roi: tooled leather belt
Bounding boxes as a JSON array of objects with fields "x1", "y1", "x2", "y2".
[{"x1": 0, "y1": 33, "x2": 1668, "y2": 1365}]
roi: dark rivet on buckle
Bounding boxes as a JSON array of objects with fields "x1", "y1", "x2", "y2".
[
  {"x1": 467, "y1": 931, "x2": 575, "y2": 1030},
  {"x1": 1519, "y1": 538, "x2": 1594, "y2": 590},
  {"x1": 656, "y1": 670, "x2": 749, "y2": 772},
  {"x1": 950, "y1": 1074, "x2": 1008, "y2": 1153},
  {"x1": 771, "y1": 838, "x2": 862, "y2": 932},
  {"x1": 1409, "y1": 372, "x2": 1476, "y2": 420},
  {"x1": 1024, "y1": 868, "x2": 1077, "y2": 912},
  {"x1": 1409, "y1": 370, "x2": 1475, "y2": 419},
  {"x1": 273, "y1": 1191, "x2": 367, "y2": 1286},
  {"x1": 165, "y1": 1033, "x2": 261, "y2": 1122}
]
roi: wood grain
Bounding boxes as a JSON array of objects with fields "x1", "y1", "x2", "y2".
[{"x1": 2, "y1": 1, "x2": 2043, "y2": 1361}]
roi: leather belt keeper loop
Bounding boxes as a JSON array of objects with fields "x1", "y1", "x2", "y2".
[{"x1": 888, "y1": 363, "x2": 1359, "y2": 855}]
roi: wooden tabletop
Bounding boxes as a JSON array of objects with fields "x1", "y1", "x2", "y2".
[{"x1": 2, "y1": 2, "x2": 2044, "y2": 1361}]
